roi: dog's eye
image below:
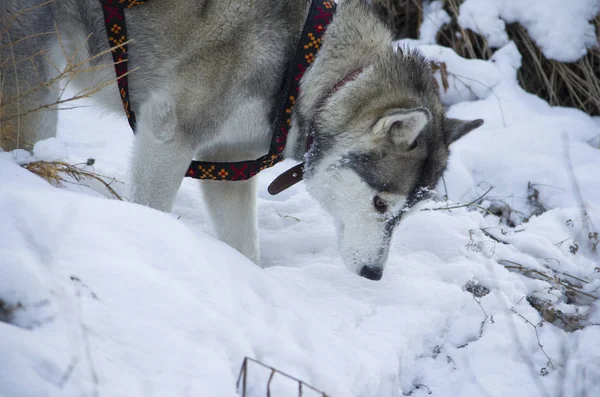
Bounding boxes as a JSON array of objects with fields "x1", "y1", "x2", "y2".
[{"x1": 373, "y1": 196, "x2": 388, "y2": 213}]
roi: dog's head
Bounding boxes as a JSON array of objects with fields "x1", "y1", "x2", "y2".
[{"x1": 302, "y1": 49, "x2": 483, "y2": 280}]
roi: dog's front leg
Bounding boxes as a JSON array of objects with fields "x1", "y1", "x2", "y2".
[
  {"x1": 200, "y1": 179, "x2": 261, "y2": 266},
  {"x1": 130, "y1": 97, "x2": 197, "y2": 212}
]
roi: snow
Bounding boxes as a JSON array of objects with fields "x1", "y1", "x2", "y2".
[
  {"x1": 458, "y1": 0, "x2": 600, "y2": 62},
  {"x1": 419, "y1": 1, "x2": 451, "y2": 45},
  {"x1": 32, "y1": 138, "x2": 69, "y2": 162},
  {"x1": 2, "y1": 10, "x2": 600, "y2": 397}
]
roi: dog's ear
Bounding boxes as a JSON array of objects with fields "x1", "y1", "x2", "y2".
[
  {"x1": 444, "y1": 118, "x2": 484, "y2": 145},
  {"x1": 372, "y1": 109, "x2": 429, "y2": 148}
]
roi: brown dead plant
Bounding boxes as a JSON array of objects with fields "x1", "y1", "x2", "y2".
[
  {"x1": 500, "y1": 259, "x2": 598, "y2": 332},
  {"x1": 24, "y1": 160, "x2": 123, "y2": 200},
  {"x1": 1, "y1": 0, "x2": 135, "y2": 150}
]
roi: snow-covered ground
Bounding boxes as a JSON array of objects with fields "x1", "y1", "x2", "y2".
[{"x1": 2, "y1": 5, "x2": 600, "y2": 397}]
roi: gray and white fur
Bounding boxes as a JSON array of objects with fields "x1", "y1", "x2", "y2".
[{"x1": 1, "y1": 0, "x2": 482, "y2": 280}]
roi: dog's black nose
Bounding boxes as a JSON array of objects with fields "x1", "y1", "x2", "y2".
[{"x1": 359, "y1": 266, "x2": 383, "y2": 281}]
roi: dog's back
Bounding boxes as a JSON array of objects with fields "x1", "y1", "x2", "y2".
[{"x1": 1, "y1": 0, "x2": 309, "y2": 150}]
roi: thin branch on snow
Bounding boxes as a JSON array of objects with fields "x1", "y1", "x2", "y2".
[
  {"x1": 423, "y1": 186, "x2": 495, "y2": 216},
  {"x1": 506, "y1": 306, "x2": 552, "y2": 397},
  {"x1": 72, "y1": 279, "x2": 99, "y2": 397},
  {"x1": 510, "y1": 307, "x2": 561, "y2": 370},
  {"x1": 413, "y1": 383, "x2": 432, "y2": 395},
  {"x1": 445, "y1": 71, "x2": 507, "y2": 128},
  {"x1": 57, "y1": 357, "x2": 79, "y2": 389},
  {"x1": 562, "y1": 133, "x2": 598, "y2": 252},
  {"x1": 457, "y1": 294, "x2": 493, "y2": 349},
  {"x1": 237, "y1": 357, "x2": 330, "y2": 397}
]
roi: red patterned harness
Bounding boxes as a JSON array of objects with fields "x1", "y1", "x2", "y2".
[{"x1": 99, "y1": 0, "x2": 336, "y2": 189}]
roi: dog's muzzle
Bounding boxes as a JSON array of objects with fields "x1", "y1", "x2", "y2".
[{"x1": 359, "y1": 266, "x2": 383, "y2": 281}]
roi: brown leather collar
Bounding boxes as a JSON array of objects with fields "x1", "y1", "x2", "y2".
[
  {"x1": 268, "y1": 163, "x2": 305, "y2": 195},
  {"x1": 268, "y1": 68, "x2": 365, "y2": 195}
]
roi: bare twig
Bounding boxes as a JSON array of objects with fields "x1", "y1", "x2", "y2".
[
  {"x1": 413, "y1": 383, "x2": 432, "y2": 394},
  {"x1": 57, "y1": 357, "x2": 79, "y2": 389},
  {"x1": 457, "y1": 294, "x2": 492, "y2": 349},
  {"x1": 424, "y1": 186, "x2": 495, "y2": 216},
  {"x1": 563, "y1": 133, "x2": 598, "y2": 252},
  {"x1": 72, "y1": 279, "x2": 99, "y2": 397},
  {"x1": 5, "y1": 29, "x2": 21, "y2": 148},
  {"x1": 510, "y1": 307, "x2": 561, "y2": 370},
  {"x1": 480, "y1": 228, "x2": 509, "y2": 244},
  {"x1": 237, "y1": 357, "x2": 330, "y2": 397}
]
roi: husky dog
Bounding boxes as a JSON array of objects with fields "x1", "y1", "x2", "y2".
[{"x1": 1, "y1": 0, "x2": 482, "y2": 280}]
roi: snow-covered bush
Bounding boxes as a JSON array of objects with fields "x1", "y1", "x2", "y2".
[{"x1": 374, "y1": 0, "x2": 600, "y2": 115}]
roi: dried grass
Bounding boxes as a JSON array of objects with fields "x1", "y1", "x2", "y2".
[
  {"x1": 373, "y1": 0, "x2": 600, "y2": 116},
  {"x1": 0, "y1": 0, "x2": 132, "y2": 151},
  {"x1": 373, "y1": 0, "x2": 423, "y2": 39},
  {"x1": 500, "y1": 259, "x2": 598, "y2": 332},
  {"x1": 508, "y1": 20, "x2": 600, "y2": 116},
  {"x1": 24, "y1": 160, "x2": 123, "y2": 200}
]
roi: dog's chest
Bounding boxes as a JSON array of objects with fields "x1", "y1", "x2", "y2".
[{"x1": 200, "y1": 97, "x2": 273, "y2": 160}]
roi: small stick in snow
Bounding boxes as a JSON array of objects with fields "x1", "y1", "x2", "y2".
[
  {"x1": 57, "y1": 357, "x2": 79, "y2": 389},
  {"x1": 510, "y1": 307, "x2": 561, "y2": 370},
  {"x1": 414, "y1": 383, "x2": 432, "y2": 395},
  {"x1": 267, "y1": 369, "x2": 275, "y2": 397},
  {"x1": 236, "y1": 357, "x2": 330, "y2": 397},
  {"x1": 423, "y1": 186, "x2": 495, "y2": 215}
]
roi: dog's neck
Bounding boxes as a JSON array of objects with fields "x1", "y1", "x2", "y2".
[{"x1": 284, "y1": 0, "x2": 392, "y2": 161}]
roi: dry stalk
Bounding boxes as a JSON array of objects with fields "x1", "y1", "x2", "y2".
[
  {"x1": 237, "y1": 357, "x2": 330, "y2": 397},
  {"x1": 0, "y1": 31, "x2": 135, "y2": 123},
  {"x1": 457, "y1": 292, "x2": 493, "y2": 349},
  {"x1": 71, "y1": 277, "x2": 99, "y2": 397},
  {"x1": 526, "y1": 295, "x2": 591, "y2": 333},
  {"x1": 499, "y1": 260, "x2": 598, "y2": 302},
  {"x1": 510, "y1": 307, "x2": 561, "y2": 370},
  {"x1": 562, "y1": 133, "x2": 598, "y2": 252},
  {"x1": 422, "y1": 186, "x2": 496, "y2": 216},
  {"x1": 23, "y1": 160, "x2": 123, "y2": 200},
  {"x1": 1, "y1": 2, "x2": 137, "y2": 150},
  {"x1": 509, "y1": 21, "x2": 600, "y2": 116},
  {"x1": 372, "y1": 0, "x2": 423, "y2": 40},
  {"x1": 3, "y1": 28, "x2": 21, "y2": 149},
  {"x1": 430, "y1": 61, "x2": 450, "y2": 93},
  {"x1": 500, "y1": 258, "x2": 598, "y2": 334}
]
